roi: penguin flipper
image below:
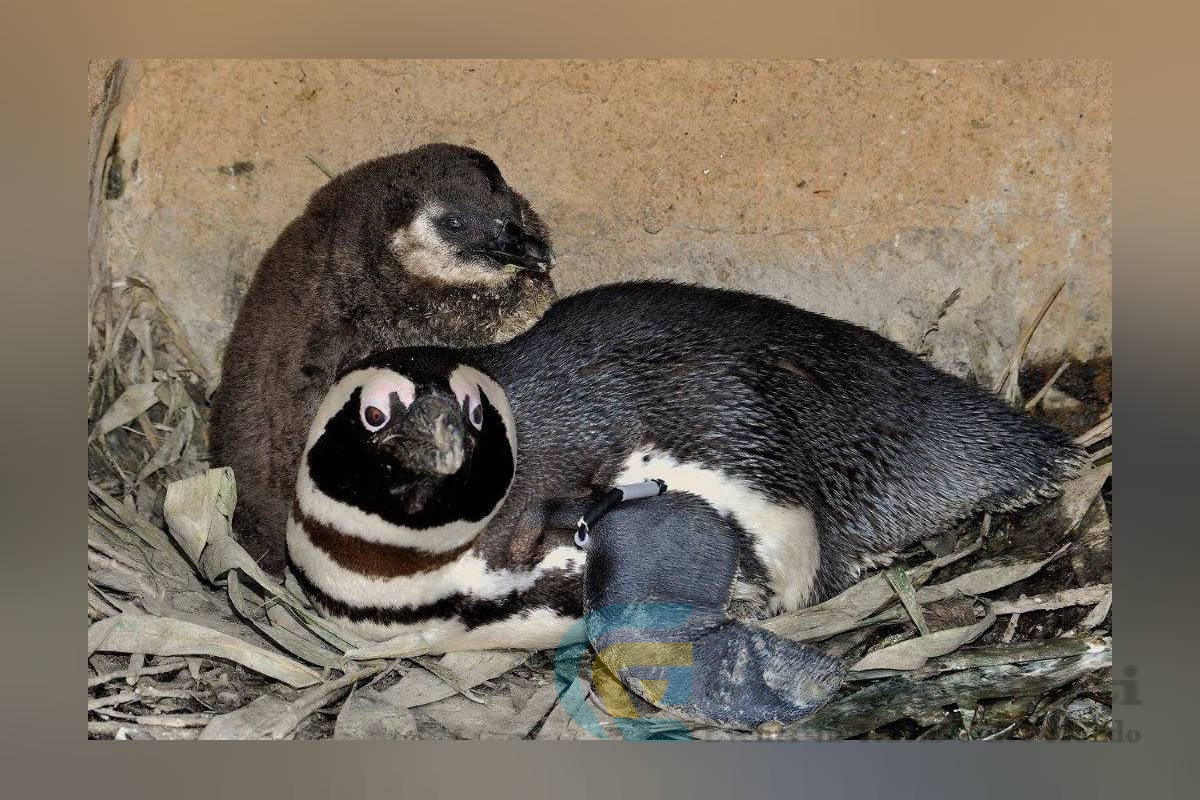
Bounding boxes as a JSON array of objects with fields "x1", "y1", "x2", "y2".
[{"x1": 583, "y1": 492, "x2": 845, "y2": 729}]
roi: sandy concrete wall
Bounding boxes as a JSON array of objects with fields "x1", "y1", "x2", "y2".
[{"x1": 94, "y1": 59, "x2": 1110, "y2": 383}]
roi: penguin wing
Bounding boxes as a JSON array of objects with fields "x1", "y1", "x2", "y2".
[{"x1": 582, "y1": 492, "x2": 846, "y2": 729}]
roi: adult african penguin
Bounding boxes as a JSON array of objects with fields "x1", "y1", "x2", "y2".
[
  {"x1": 210, "y1": 143, "x2": 557, "y2": 575},
  {"x1": 284, "y1": 280, "x2": 1085, "y2": 654}
]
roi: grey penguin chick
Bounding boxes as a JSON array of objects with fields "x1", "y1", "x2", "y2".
[
  {"x1": 284, "y1": 280, "x2": 1084, "y2": 653},
  {"x1": 210, "y1": 143, "x2": 557, "y2": 575}
]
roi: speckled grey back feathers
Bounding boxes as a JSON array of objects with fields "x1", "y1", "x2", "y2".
[{"x1": 470, "y1": 281, "x2": 1084, "y2": 601}]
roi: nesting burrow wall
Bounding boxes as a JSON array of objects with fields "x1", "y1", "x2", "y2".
[{"x1": 91, "y1": 59, "x2": 1110, "y2": 384}]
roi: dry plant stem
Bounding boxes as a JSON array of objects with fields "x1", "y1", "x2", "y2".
[
  {"x1": 268, "y1": 663, "x2": 389, "y2": 739},
  {"x1": 904, "y1": 636, "x2": 1107, "y2": 680},
  {"x1": 783, "y1": 645, "x2": 1110, "y2": 740},
  {"x1": 133, "y1": 685, "x2": 206, "y2": 703},
  {"x1": 306, "y1": 154, "x2": 336, "y2": 178},
  {"x1": 92, "y1": 710, "x2": 213, "y2": 728},
  {"x1": 1024, "y1": 359, "x2": 1071, "y2": 410},
  {"x1": 998, "y1": 280, "x2": 1066, "y2": 403},
  {"x1": 89, "y1": 60, "x2": 140, "y2": 345},
  {"x1": 885, "y1": 566, "x2": 931, "y2": 636},
  {"x1": 981, "y1": 721, "x2": 1020, "y2": 740},
  {"x1": 88, "y1": 721, "x2": 201, "y2": 740},
  {"x1": 1075, "y1": 414, "x2": 1112, "y2": 447},
  {"x1": 124, "y1": 653, "x2": 145, "y2": 686},
  {"x1": 89, "y1": 692, "x2": 140, "y2": 711},
  {"x1": 141, "y1": 289, "x2": 212, "y2": 387},
  {"x1": 88, "y1": 585, "x2": 124, "y2": 618},
  {"x1": 1081, "y1": 589, "x2": 1112, "y2": 629},
  {"x1": 1002, "y1": 604, "x2": 1022, "y2": 644},
  {"x1": 990, "y1": 584, "x2": 1111, "y2": 615},
  {"x1": 88, "y1": 549, "x2": 162, "y2": 602},
  {"x1": 137, "y1": 413, "x2": 162, "y2": 449},
  {"x1": 412, "y1": 656, "x2": 487, "y2": 705},
  {"x1": 88, "y1": 289, "x2": 143, "y2": 413}
]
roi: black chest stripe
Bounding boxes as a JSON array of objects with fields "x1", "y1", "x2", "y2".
[
  {"x1": 287, "y1": 553, "x2": 584, "y2": 631},
  {"x1": 294, "y1": 501, "x2": 475, "y2": 578}
]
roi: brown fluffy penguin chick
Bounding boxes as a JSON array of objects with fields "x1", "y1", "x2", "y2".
[{"x1": 210, "y1": 143, "x2": 557, "y2": 574}]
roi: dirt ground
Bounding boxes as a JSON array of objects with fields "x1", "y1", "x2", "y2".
[{"x1": 87, "y1": 60, "x2": 1112, "y2": 740}]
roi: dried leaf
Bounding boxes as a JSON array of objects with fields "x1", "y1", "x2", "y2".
[
  {"x1": 991, "y1": 584, "x2": 1111, "y2": 615},
  {"x1": 885, "y1": 565, "x2": 930, "y2": 635},
  {"x1": 535, "y1": 678, "x2": 619, "y2": 740},
  {"x1": 135, "y1": 406, "x2": 193, "y2": 484},
  {"x1": 163, "y1": 467, "x2": 236, "y2": 565},
  {"x1": 760, "y1": 539, "x2": 981, "y2": 642},
  {"x1": 345, "y1": 630, "x2": 432, "y2": 661},
  {"x1": 849, "y1": 600, "x2": 996, "y2": 672},
  {"x1": 88, "y1": 293, "x2": 140, "y2": 409},
  {"x1": 1058, "y1": 463, "x2": 1112, "y2": 534},
  {"x1": 381, "y1": 650, "x2": 528, "y2": 709},
  {"x1": 915, "y1": 543, "x2": 1069, "y2": 605},
  {"x1": 89, "y1": 612, "x2": 322, "y2": 688},
  {"x1": 907, "y1": 636, "x2": 1109, "y2": 680},
  {"x1": 128, "y1": 315, "x2": 155, "y2": 378},
  {"x1": 482, "y1": 680, "x2": 562, "y2": 739},
  {"x1": 131, "y1": 280, "x2": 211, "y2": 390},
  {"x1": 199, "y1": 694, "x2": 293, "y2": 740},
  {"x1": 88, "y1": 482, "x2": 183, "y2": 564},
  {"x1": 417, "y1": 693, "x2": 518, "y2": 739},
  {"x1": 334, "y1": 688, "x2": 418, "y2": 740},
  {"x1": 162, "y1": 469, "x2": 370, "y2": 652},
  {"x1": 92, "y1": 382, "x2": 161, "y2": 438},
  {"x1": 204, "y1": 664, "x2": 388, "y2": 740},
  {"x1": 785, "y1": 640, "x2": 1111, "y2": 740},
  {"x1": 1080, "y1": 588, "x2": 1112, "y2": 629},
  {"x1": 227, "y1": 571, "x2": 344, "y2": 669}
]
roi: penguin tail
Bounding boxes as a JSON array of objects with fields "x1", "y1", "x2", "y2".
[{"x1": 978, "y1": 419, "x2": 1090, "y2": 515}]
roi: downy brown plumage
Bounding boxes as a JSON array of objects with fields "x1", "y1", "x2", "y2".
[{"x1": 210, "y1": 144, "x2": 557, "y2": 574}]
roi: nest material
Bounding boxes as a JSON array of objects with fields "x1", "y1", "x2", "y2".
[{"x1": 86, "y1": 268, "x2": 1113, "y2": 741}]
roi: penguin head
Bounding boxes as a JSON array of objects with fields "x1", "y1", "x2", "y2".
[
  {"x1": 294, "y1": 350, "x2": 517, "y2": 553},
  {"x1": 309, "y1": 143, "x2": 555, "y2": 290}
]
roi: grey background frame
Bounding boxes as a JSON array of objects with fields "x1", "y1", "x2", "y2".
[{"x1": 1, "y1": 1, "x2": 1194, "y2": 797}]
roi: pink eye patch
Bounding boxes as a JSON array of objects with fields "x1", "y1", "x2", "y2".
[
  {"x1": 359, "y1": 374, "x2": 416, "y2": 432},
  {"x1": 449, "y1": 371, "x2": 484, "y2": 430}
]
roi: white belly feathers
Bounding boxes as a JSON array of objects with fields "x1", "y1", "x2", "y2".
[
  {"x1": 287, "y1": 509, "x2": 583, "y2": 647},
  {"x1": 615, "y1": 447, "x2": 820, "y2": 612}
]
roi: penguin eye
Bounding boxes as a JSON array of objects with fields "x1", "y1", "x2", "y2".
[
  {"x1": 441, "y1": 216, "x2": 464, "y2": 232},
  {"x1": 358, "y1": 375, "x2": 414, "y2": 432},
  {"x1": 461, "y1": 385, "x2": 484, "y2": 431},
  {"x1": 361, "y1": 404, "x2": 389, "y2": 432},
  {"x1": 449, "y1": 369, "x2": 489, "y2": 432}
]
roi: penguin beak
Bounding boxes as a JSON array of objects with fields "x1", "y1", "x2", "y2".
[
  {"x1": 385, "y1": 394, "x2": 466, "y2": 476},
  {"x1": 482, "y1": 219, "x2": 555, "y2": 275}
]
